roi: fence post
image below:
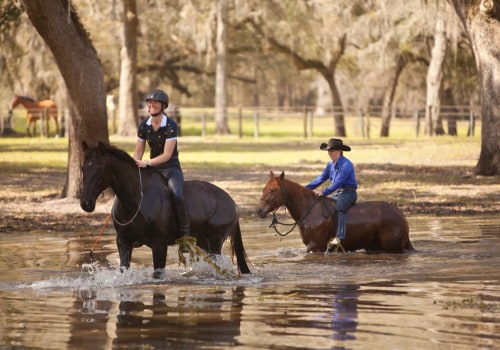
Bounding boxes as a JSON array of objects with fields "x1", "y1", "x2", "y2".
[
  {"x1": 468, "y1": 112, "x2": 475, "y2": 137},
  {"x1": 201, "y1": 112, "x2": 206, "y2": 137},
  {"x1": 238, "y1": 106, "x2": 243, "y2": 138},
  {"x1": 302, "y1": 106, "x2": 308, "y2": 139},
  {"x1": 307, "y1": 109, "x2": 313, "y2": 138},
  {"x1": 366, "y1": 111, "x2": 370, "y2": 139},
  {"x1": 253, "y1": 111, "x2": 259, "y2": 139},
  {"x1": 359, "y1": 110, "x2": 365, "y2": 138},
  {"x1": 414, "y1": 110, "x2": 420, "y2": 137},
  {"x1": 39, "y1": 111, "x2": 45, "y2": 137}
]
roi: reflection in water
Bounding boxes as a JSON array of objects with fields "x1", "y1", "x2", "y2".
[
  {"x1": 112, "y1": 287, "x2": 245, "y2": 348},
  {"x1": 0, "y1": 216, "x2": 499, "y2": 349},
  {"x1": 65, "y1": 286, "x2": 246, "y2": 349},
  {"x1": 330, "y1": 284, "x2": 359, "y2": 341}
]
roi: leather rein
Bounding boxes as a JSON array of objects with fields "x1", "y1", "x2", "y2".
[{"x1": 112, "y1": 166, "x2": 144, "y2": 226}]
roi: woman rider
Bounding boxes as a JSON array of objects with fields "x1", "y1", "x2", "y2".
[{"x1": 133, "y1": 89, "x2": 191, "y2": 240}]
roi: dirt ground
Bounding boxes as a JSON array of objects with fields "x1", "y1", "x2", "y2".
[{"x1": 0, "y1": 163, "x2": 499, "y2": 234}]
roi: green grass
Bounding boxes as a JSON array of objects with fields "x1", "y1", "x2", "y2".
[
  {"x1": 0, "y1": 130, "x2": 481, "y2": 170},
  {"x1": 0, "y1": 127, "x2": 496, "y2": 216},
  {"x1": 1, "y1": 108, "x2": 482, "y2": 171}
]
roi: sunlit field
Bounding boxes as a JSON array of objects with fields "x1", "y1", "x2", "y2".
[{"x1": 0, "y1": 109, "x2": 481, "y2": 171}]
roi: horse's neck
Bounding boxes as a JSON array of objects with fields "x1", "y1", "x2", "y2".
[
  {"x1": 283, "y1": 180, "x2": 316, "y2": 221},
  {"x1": 13, "y1": 98, "x2": 33, "y2": 110},
  {"x1": 111, "y1": 161, "x2": 142, "y2": 206}
]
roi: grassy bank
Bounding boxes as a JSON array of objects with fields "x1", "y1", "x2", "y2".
[{"x1": 0, "y1": 133, "x2": 498, "y2": 219}]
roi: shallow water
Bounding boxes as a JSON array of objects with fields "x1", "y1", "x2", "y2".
[{"x1": 0, "y1": 215, "x2": 499, "y2": 349}]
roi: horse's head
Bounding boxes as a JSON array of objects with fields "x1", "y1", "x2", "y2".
[
  {"x1": 80, "y1": 141, "x2": 113, "y2": 212},
  {"x1": 256, "y1": 171, "x2": 286, "y2": 218}
]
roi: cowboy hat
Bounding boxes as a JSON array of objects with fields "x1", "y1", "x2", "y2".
[{"x1": 320, "y1": 138, "x2": 351, "y2": 151}]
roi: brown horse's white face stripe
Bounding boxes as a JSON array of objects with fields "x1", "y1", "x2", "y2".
[{"x1": 256, "y1": 172, "x2": 285, "y2": 218}]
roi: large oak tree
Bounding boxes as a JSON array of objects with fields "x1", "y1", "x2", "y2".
[
  {"x1": 448, "y1": 0, "x2": 500, "y2": 175},
  {"x1": 22, "y1": 0, "x2": 108, "y2": 197}
]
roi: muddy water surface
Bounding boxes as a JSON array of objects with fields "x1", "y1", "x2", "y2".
[{"x1": 0, "y1": 215, "x2": 499, "y2": 349}]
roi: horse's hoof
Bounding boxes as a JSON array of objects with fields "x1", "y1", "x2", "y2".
[
  {"x1": 153, "y1": 269, "x2": 165, "y2": 279},
  {"x1": 119, "y1": 266, "x2": 129, "y2": 273}
]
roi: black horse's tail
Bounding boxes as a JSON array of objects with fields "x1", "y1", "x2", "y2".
[
  {"x1": 231, "y1": 221, "x2": 251, "y2": 274},
  {"x1": 405, "y1": 236, "x2": 415, "y2": 251}
]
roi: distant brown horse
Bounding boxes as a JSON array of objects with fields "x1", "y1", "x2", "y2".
[
  {"x1": 256, "y1": 171, "x2": 414, "y2": 254},
  {"x1": 8, "y1": 95, "x2": 59, "y2": 137}
]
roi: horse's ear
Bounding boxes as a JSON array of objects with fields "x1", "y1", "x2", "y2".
[
  {"x1": 269, "y1": 171, "x2": 274, "y2": 178},
  {"x1": 279, "y1": 171, "x2": 285, "y2": 180},
  {"x1": 97, "y1": 141, "x2": 107, "y2": 151}
]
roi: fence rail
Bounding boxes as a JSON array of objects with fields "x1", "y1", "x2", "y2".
[
  {"x1": 180, "y1": 105, "x2": 480, "y2": 139},
  {"x1": 2, "y1": 104, "x2": 481, "y2": 138}
]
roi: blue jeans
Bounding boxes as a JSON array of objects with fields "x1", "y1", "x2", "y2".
[{"x1": 331, "y1": 189, "x2": 357, "y2": 240}]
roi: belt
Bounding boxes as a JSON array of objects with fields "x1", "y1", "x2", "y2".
[{"x1": 338, "y1": 187, "x2": 357, "y2": 191}]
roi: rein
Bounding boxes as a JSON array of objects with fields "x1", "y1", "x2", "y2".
[
  {"x1": 268, "y1": 181, "x2": 320, "y2": 237},
  {"x1": 112, "y1": 166, "x2": 144, "y2": 226}
]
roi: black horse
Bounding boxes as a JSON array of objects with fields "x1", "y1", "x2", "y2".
[{"x1": 80, "y1": 141, "x2": 250, "y2": 277}]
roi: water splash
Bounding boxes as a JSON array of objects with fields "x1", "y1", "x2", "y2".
[
  {"x1": 20, "y1": 254, "x2": 258, "y2": 292},
  {"x1": 23, "y1": 262, "x2": 152, "y2": 290}
]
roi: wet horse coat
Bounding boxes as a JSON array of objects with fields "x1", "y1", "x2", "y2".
[
  {"x1": 80, "y1": 141, "x2": 250, "y2": 276},
  {"x1": 257, "y1": 171, "x2": 413, "y2": 253}
]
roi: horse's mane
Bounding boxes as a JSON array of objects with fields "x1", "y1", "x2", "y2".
[
  {"x1": 17, "y1": 96, "x2": 36, "y2": 102},
  {"x1": 100, "y1": 143, "x2": 137, "y2": 167}
]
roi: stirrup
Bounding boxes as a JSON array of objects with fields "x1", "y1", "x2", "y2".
[
  {"x1": 325, "y1": 237, "x2": 346, "y2": 254},
  {"x1": 333, "y1": 240, "x2": 346, "y2": 253}
]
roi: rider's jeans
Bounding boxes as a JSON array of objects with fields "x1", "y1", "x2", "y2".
[{"x1": 332, "y1": 189, "x2": 357, "y2": 240}]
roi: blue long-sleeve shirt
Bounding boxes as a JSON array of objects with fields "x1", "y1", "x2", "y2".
[{"x1": 305, "y1": 155, "x2": 357, "y2": 196}]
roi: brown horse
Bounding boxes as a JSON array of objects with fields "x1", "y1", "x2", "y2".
[
  {"x1": 8, "y1": 95, "x2": 59, "y2": 137},
  {"x1": 256, "y1": 171, "x2": 414, "y2": 254}
]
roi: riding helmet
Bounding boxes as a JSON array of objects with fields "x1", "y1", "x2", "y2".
[{"x1": 145, "y1": 89, "x2": 169, "y2": 107}]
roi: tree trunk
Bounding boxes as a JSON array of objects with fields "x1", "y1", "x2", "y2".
[
  {"x1": 449, "y1": 0, "x2": 500, "y2": 176},
  {"x1": 325, "y1": 73, "x2": 346, "y2": 137},
  {"x1": 117, "y1": 0, "x2": 139, "y2": 136},
  {"x1": 425, "y1": 15, "x2": 447, "y2": 136},
  {"x1": 380, "y1": 54, "x2": 407, "y2": 137},
  {"x1": 247, "y1": 20, "x2": 347, "y2": 136},
  {"x1": 215, "y1": 0, "x2": 230, "y2": 135},
  {"x1": 22, "y1": 0, "x2": 108, "y2": 198}
]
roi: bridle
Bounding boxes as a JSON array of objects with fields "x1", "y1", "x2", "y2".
[
  {"x1": 112, "y1": 166, "x2": 144, "y2": 226},
  {"x1": 267, "y1": 180, "x2": 319, "y2": 237}
]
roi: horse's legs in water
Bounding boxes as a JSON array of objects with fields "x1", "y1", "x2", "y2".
[
  {"x1": 117, "y1": 241, "x2": 133, "y2": 272},
  {"x1": 151, "y1": 238, "x2": 168, "y2": 279}
]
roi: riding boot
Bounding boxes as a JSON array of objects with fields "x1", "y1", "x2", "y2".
[{"x1": 176, "y1": 201, "x2": 191, "y2": 238}]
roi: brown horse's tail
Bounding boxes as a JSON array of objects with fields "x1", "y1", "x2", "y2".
[{"x1": 231, "y1": 221, "x2": 251, "y2": 274}]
